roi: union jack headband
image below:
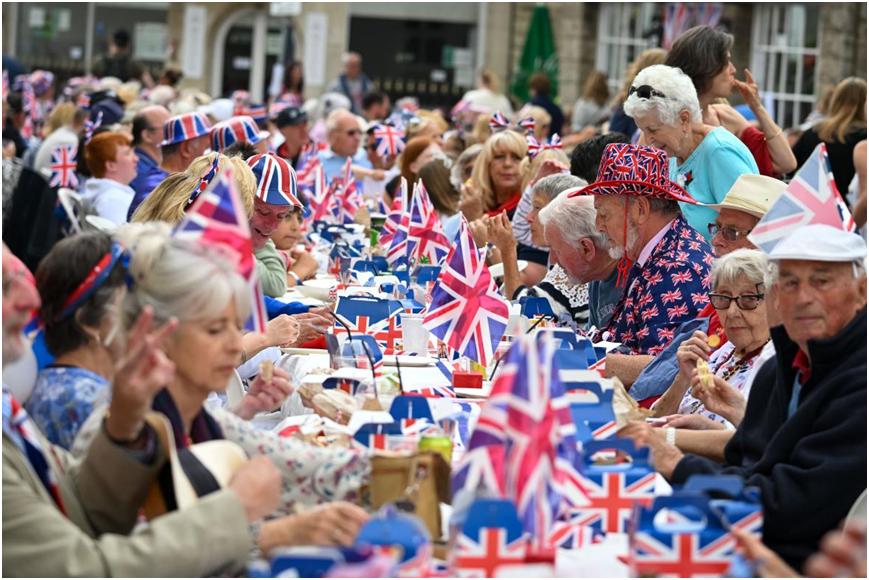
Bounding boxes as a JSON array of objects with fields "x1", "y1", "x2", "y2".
[
  {"x1": 526, "y1": 133, "x2": 563, "y2": 159},
  {"x1": 22, "y1": 242, "x2": 133, "y2": 334},
  {"x1": 247, "y1": 153, "x2": 302, "y2": 208},
  {"x1": 489, "y1": 112, "x2": 537, "y2": 135},
  {"x1": 186, "y1": 156, "x2": 221, "y2": 209}
]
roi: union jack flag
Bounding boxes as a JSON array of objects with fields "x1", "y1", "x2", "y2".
[
  {"x1": 306, "y1": 164, "x2": 334, "y2": 223},
  {"x1": 569, "y1": 471, "x2": 657, "y2": 533},
  {"x1": 83, "y1": 110, "x2": 103, "y2": 143},
  {"x1": 372, "y1": 123, "x2": 406, "y2": 158},
  {"x1": 452, "y1": 335, "x2": 587, "y2": 551},
  {"x1": 379, "y1": 180, "x2": 407, "y2": 246},
  {"x1": 406, "y1": 182, "x2": 451, "y2": 265},
  {"x1": 386, "y1": 203, "x2": 411, "y2": 267},
  {"x1": 336, "y1": 314, "x2": 402, "y2": 355},
  {"x1": 422, "y1": 217, "x2": 508, "y2": 366},
  {"x1": 453, "y1": 527, "x2": 528, "y2": 578},
  {"x1": 749, "y1": 143, "x2": 856, "y2": 253},
  {"x1": 406, "y1": 385, "x2": 457, "y2": 398},
  {"x1": 49, "y1": 144, "x2": 79, "y2": 188},
  {"x1": 173, "y1": 166, "x2": 268, "y2": 334},
  {"x1": 295, "y1": 148, "x2": 321, "y2": 186}
]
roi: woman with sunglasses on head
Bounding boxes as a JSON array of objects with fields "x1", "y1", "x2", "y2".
[
  {"x1": 649, "y1": 249, "x2": 776, "y2": 430},
  {"x1": 623, "y1": 64, "x2": 758, "y2": 238}
]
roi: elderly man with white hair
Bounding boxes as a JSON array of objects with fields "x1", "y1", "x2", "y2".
[
  {"x1": 624, "y1": 64, "x2": 758, "y2": 237},
  {"x1": 620, "y1": 224, "x2": 867, "y2": 573},
  {"x1": 317, "y1": 108, "x2": 372, "y2": 184}
]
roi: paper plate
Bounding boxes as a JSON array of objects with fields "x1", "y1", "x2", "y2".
[{"x1": 488, "y1": 260, "x2": 528, "y2": 279}]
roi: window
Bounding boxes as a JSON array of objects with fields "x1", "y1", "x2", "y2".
[
  {"x1": 750, "y1": 4, "x2": 821, "y2": 129},
  {"x1": 595, "y1": 4, "x2": 659, "y2": 96}
]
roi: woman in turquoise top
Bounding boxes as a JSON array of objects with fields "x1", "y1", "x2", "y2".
[{"x1": 623, "y1": 64, "x2": 758, "y2": 238}]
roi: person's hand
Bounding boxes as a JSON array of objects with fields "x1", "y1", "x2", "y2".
[
  {"x1": 617, "y1": 420, "x2": 684, "y2": 479},
  {"x1": 292, "y1": 312, "x2": 332, "y2": 345},
  {"x1": 675, "y1": 330, "x2": 712, "y2": 382},
  {"x1": 468, "y1": 218, "x2": 489, "y2": 249},
  {"x1": 282, "y1": 502, "x2": 370, "y2": 546},
  {"x1": 731, "y1": 528, "x2": 800, "y2": 578},
  {"x1": 290, "y1": 251, "x2": 319, "y2": 281},
  {"x1": 308, "y1": 304, "x2": 335, "y2": 317},
  {"x1": 689, "y1": 372, "x2": 747, "y2": 426},
  {"x1": 107, "y1": 306, "x2": 178, "y2": 442},
  {"x1": 233, "y1": 367, "x2": 294, "y2": 419},
  {"x1": 265, "y1": 314, "x2": 301, "y2": 348},
  {"x1": 733, "y1": 68, "x2": 763, "y2": 112},
  {"x1": 658, "y1": 413, "x2": 726, "y2": 431},
  {"x1": 804, "y1": 519, "x2": 867, "y2": 578},
  {"x1": 485, "y1": 212, "x2": 516, "y2": 254},
  {"x1": 459, "y1": 182, "x2": 485, "y2": 222},
  {"x1": 531, "y1": 158, "x2": 569, "y2": 187},
  {"x1": 228, "y1": 455, "x2": 282, "y2": 523}
]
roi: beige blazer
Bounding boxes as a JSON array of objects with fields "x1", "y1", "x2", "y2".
[{"x1": 2, "y1": 421, "x2": 253, "y2": 577}]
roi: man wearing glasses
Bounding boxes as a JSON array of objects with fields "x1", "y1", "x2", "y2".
[
  {"x1": 629, "y1": 174, "x2": 787, "y2": 398},
  {"x1": 318, "y1": 108, "x2": 371, "y2": 183},
  {"x1": 128, "y1": 105, "x2": 171, "y2": 207}
]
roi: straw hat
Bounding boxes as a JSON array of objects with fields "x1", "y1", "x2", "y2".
[{"x1": 706, "y1": 174, "x2": 787, "y2": 218}]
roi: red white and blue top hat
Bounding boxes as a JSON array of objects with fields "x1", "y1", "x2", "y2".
[
  {"x1": 211, "y1": 115, "x2": 270, "y2": 152},
  {"x1": 247, "y1": 153, "x2": 302, "y2": 208},
  {"x1": 568, "y1": 143, "x2": 697, "y2": 204},
  {"x1": 161, "y1": 112, "x2": 211, "y2": 147}
]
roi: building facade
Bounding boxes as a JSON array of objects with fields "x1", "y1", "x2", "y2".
[{"x1": 3, "y1": 2, "x2": 866, "y2": 128}]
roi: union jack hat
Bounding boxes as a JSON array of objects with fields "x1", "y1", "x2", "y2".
[
  {"x1": 568, "y1": 143, "x2": 697, "y2": 204},
  {"x1": 240, "y1": 103, "x2": 268, "y2": 125},
  {"x1": 210, "y1": 115, "x2": 271, "y2": 151},
  {"x1": 247, "y1": 153, "x2": 303, "y2": 208},
  {"x1": 161, "y1": 112, "x2": 211, "y2": 147}
]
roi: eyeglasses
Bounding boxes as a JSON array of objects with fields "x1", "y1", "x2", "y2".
[
  {"x1": 708, "y1": 223, "x2": 752, "y2": 242},
  {"x1": 708, "y1": 292, "x2": 765, "y2": 311},
  {"x1": 628, "y1": 85, "x2": 667, "y2": 100}
]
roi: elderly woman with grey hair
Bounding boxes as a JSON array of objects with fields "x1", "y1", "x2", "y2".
[
  {"x1": 623, "y1": 64, "x2": 758, "y2": 238},
  {"x1": 486, "y1": 173, "x2": 586, "y2": 300},
  {"x1": 650, "y1": 249, "x2": 777, "y2": 430}
]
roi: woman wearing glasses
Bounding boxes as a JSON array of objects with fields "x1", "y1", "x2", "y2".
[
  {"x1": 650, "y1": 249, "x2": 776, "y2": 429},
  {"x1": 623, "y1": 64, "x2": 758, "y2": 239}
]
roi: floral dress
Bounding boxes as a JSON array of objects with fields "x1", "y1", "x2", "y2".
[
  {"x1": 26, "y1": 366, "x2": 110, "y2": 450},
  {"x1": 678, "y1": 340, "x2": 776, "y2": 427}
]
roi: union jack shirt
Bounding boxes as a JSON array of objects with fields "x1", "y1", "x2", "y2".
[{"x1": 605, "y1": 215, "x2": 713, "y2": 356}]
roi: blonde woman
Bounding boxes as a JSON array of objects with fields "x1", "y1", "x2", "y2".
[
  {"x1": 793, "y1": 77, "x2": 867, "y2": 195},
  {"x1": 461, "y1": 130, "x2": 528, "y2": 221}
]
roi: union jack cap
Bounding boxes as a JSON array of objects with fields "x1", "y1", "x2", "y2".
[
  {"x1": 247, "y1": 153, "x2": 302, "y2": 208},
  {"x1": 568, "y1": 143, "x2": 697, "y2": 204},
  {"x1": 161, "y1": 112, "x2": 211, "y2": 147},
  {"x1": 211, "y1": 115, "x2": 271, "y2": 151}
]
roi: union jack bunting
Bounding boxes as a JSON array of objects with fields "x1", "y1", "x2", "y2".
[
  {"x1": 748, "y1": 143, "x2": 856, "y2": 254},
  {"x1": 406, "y1": 182, "x2": 451, "y2": 265},
  {"x1": 247, "y1": 153, "x2": 302, "y2": 207},
  {"x1": 526, "y1": 133, "x2": 563, "y2": 159},
  {"x1": 83, "y1": 110, "x2": 103, "y2": 143},
  {"x1": 173, "y1": 166, "x2": 268, "y2": 334},
  {"x1": 423, "y1": 217, "x2": 508, "y2": 366},
  {"x1": 161, "y1": 112, "x2": 211, "y2": 146},
  {"x1": 372, "y1": 123, "x2": 406, "y2": 158},
  {"x1": 49, "y1": 144, "x2": 79, "y2": 188}
]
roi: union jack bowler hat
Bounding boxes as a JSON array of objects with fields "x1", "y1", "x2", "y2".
[
  {"x1": 247, "y1": 153, "x2": 303, "y2": 208},
  {"x1": 161, "y1": 112, "x2": 211, "y2": 147},
  {"x1": 211, "y1": 115, "x2": 271, "y2": 152},
  {"x1": 568, "y1": 143, "x2": 697, "y2": 204}
]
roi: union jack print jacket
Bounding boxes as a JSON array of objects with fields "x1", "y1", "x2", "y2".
[{"x1": 605, "y1": 214, "x2": 713, "y2": 356}]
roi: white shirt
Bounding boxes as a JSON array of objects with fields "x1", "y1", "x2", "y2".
[{"x1": 81, "y1": 177, "x2": 135, "y2": 225}]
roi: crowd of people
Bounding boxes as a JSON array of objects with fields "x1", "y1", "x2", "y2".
[{"x1": 2, "y1": 23, "x2": 867, "y2": 578}]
